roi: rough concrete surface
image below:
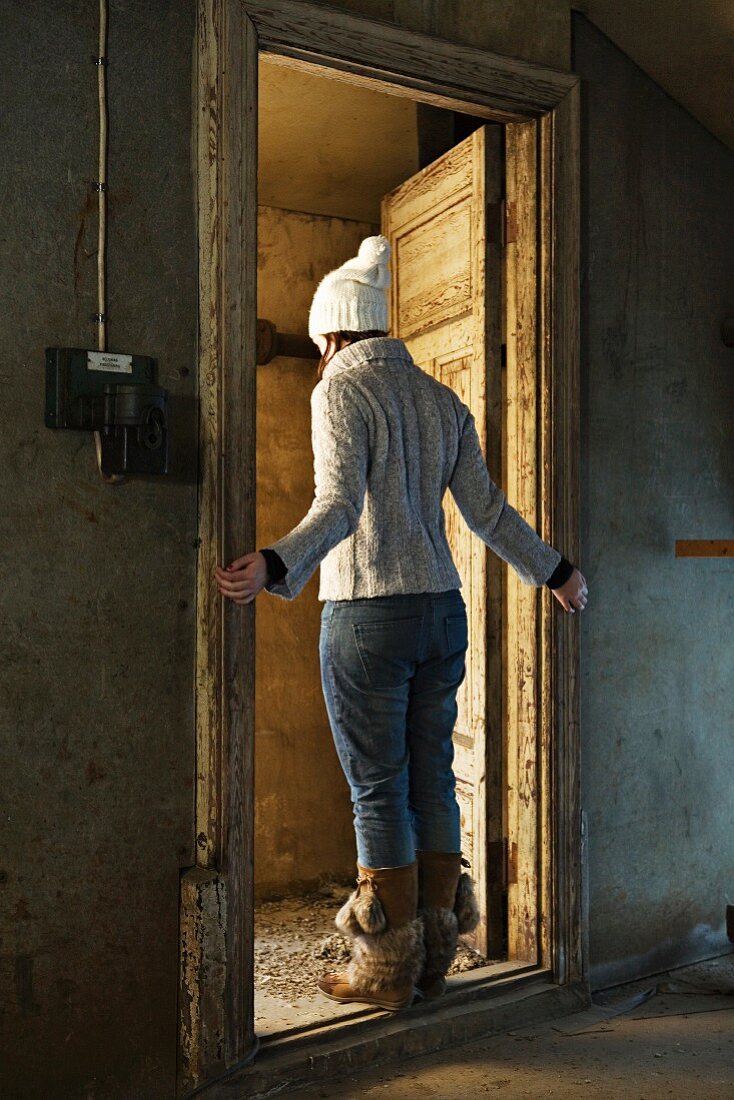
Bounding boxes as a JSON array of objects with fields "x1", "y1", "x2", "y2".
[
  {"x1": 576, "y1": 15, "x2": 734, "y2": 988},
  {"x1": 0, "y1": 1, "x2": 197, "y2": 1096},
  {"x1": 295, "y1": 956, "x2": 734, "y2": 1099},
  {"x1": 310, "y1": 0, "x2": 571, "y2": 70}
]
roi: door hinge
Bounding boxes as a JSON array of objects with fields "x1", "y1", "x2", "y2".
[
  {"x1": 487, "y1": 199, "x2": 518, "y2": 247},
  {"x1": 488, "y1": 838, "x2": 518, "y2": 887},
  {"x1": 504, "y1": 200, "x2": 518, "y2": 244},
  {"x1": 487, "y1": 201, "x2": 503, "y2": 245}
]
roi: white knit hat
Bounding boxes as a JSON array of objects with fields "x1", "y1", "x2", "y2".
[{"x1": 308, "y1": 235, "x2": 391, "y2": 338}]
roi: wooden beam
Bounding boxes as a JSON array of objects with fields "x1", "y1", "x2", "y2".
[
  {"x1": 548, "y1": 85, "x2": 583, "y2": 987},
  {"x1": 538, "y1": 109, "x2": 553, "y2": 974},
  {"x1": 243, "y1": 0, "x2": 576, "y2": 119},
  {"x1": 484, "y1": 125, "x2": 506, "y2": 959},
  {"x1": 675, "y1": 540, "x2": 734, "y2": 558},
  {"x1": 505, "y1": 118, "x2": 541, "y2": 964},
  {"x1": 182, "y1": 0, "x2": 258, "y2": 1091}
]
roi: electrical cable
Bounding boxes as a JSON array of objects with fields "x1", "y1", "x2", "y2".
[
  {"x1": 96, "y1": 0, "x2": 107, "y2": 354},
  {"x1": 93, "y1": 0, "x2": 124, "y2": 482}
]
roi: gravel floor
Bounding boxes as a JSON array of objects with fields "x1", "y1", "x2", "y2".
[{"x1": 254, "y1": 880, "x2": 492, "y2": 1008}]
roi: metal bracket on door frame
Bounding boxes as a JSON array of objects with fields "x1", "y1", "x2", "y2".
[
  {"x1": 486, "y1": 200, "x2": 518, "y2": 247},
  {"x1": 488, "y1": 838, "x2": 519, "y2": 886}
]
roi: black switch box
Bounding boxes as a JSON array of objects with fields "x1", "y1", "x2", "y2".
[{"x1": 45, "y1": 347, "x2": 169, "y2": 476}]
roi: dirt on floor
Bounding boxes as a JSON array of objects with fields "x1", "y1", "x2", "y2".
[
  {"x1": 255, "y1": 880, "x2": 492, "y2": 1004},
  {"x1": 294, "y1": 954, "x2": 734, "y2": 1099}
]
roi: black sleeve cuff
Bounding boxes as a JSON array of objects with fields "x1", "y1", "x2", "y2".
[
  {"x1": 258, "y1": 547, "x2": 288, "y2": 584},
  {"x1": 545, "y1": 555, "x2": 575, "y2": 590}
]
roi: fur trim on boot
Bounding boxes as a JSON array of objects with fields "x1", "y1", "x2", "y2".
[
  {"x1": 346, "y1": 918, "x2": 425, "y2": 996},
  {"x1": 416, "y1": 864, "x2": 480, "y2": 999},
  {"x1": 454, "y1": 871, "x2": 480, "y2": 934},
  {"x1": 336, "y1": 885, "x2": 387, "y2": 936},
  {"x1": 319, "y1": 862, "x2": 422, "y2": 1011},
  {"x1": 419, "y1": 907, "x2": 459, "y2": 991}
]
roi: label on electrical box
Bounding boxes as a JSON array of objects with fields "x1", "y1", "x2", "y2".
[{"x1": 87, "y1": 351, "x2": 133, "y2": 374}]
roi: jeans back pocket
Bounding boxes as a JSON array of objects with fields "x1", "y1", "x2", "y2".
[
  {"x1": 444, "y1": 611, "x2": 468, "y2": 657},
  {"x1": 352, "y1": 616, "x2": 423, "y2": 689}
]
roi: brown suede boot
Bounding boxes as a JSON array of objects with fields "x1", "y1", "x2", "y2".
[
  {"x1": 415, "y1": 850, "x2": 480, "y2": 999},
  {"x1": 317, "y1": 861, "x2": 424, "y2": 1012}
]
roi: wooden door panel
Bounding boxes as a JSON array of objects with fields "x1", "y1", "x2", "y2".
[
  {"x1": 385, "y1": 140, "x2": 473, "y2": 229},
  {"x1": 395, "y1": 202, "x2": 474, "y2": 336},
  {"x1": 383, "y1": 127, "x2": 502, "y2": 953},
  {"x1": 437, "y1": 350, "x2": 474, "y2": 757}
]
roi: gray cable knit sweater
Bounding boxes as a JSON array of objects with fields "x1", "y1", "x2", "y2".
[{"x1": 265, "y1": 337, "x2": 561, "y2": 601}]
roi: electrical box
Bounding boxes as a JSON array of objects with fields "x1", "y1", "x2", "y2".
[{"x1": 45, "y1": 347, "x2": 169, "y2": 477}]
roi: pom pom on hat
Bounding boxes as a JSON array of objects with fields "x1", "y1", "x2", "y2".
[
  {"x1": 357, "y1": 235, "x2": 391, "y2": 266},
  {"x1": 308, "y1": 235, "x2": 391, "y2": 337}
]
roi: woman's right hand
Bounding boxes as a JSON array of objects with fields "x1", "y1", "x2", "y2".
[{"x1": 551, "y1": 567, "x2": 588, "y2": 614}]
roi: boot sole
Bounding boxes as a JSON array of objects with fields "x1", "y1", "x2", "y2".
[{"x1": 319, "y1": 990, "x2": 414, "y2": 1012}]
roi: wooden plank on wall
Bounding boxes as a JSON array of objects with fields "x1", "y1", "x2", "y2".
[
  {"x1": 181, "y1": 1, "x2": 258, "y2": 1091},
  {"x1": 504, "y1": 119, "x2": 540, "y2": 963},
  {"x1": 220, "y1": 0, "x2": 258, "y2": 1068},
  {"x1": 550, "y1": 84, "x2": 583, "y2": 986},
  {"x1": 675, "y1": 540, "x2": 734, "y2": 557}
]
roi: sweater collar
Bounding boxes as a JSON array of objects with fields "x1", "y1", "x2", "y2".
[{"x1": 321, "y1": 336, "x2": 414, "y2": 380}]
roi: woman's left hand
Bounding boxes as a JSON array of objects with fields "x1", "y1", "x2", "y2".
[
  {"x1": 551, "y1": 567, "x2": 588, "y2": 614},
  {"x1": 215, "y1": 552, "x2": 268, "y2": 605}
]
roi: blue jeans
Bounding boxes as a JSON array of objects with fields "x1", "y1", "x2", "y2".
[{"x1": 319, "y1": 588, "x2": 468, "y2": 868}]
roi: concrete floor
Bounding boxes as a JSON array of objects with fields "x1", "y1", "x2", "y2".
[{"x1": 295, "y1": 955, "x2": 734, "y2": 1099}]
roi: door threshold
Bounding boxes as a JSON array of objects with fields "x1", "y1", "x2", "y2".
[
  {"x1": 257, "y1": 957, "x2": 535, "y2": 1042},
  {"x1": 193, "y1": 969, "x2": 589, "y2": 1099}
]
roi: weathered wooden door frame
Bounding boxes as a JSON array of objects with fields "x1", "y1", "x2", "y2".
[{"x1": 181, "y1": 0, "x2": 581, "y2": 1092}]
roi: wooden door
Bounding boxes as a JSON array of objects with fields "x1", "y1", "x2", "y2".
[{"x1": 382, "y1": 127, "x2": 503, "y2": 955}]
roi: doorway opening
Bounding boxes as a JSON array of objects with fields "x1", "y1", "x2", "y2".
[
  {"x1": 254, "y1": 56, "x2": 545, "y2": 1040},
  {"x1": 188, "y1": 3, "x2": 581, "y2": 1086}
]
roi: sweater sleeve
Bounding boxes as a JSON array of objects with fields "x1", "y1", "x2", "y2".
[
  {"x1": 258, "y1": 547, "x2": 288, "y2": 583},
  {"x1": 545, "y1": 555, "x2": 575, "y2": 589},
  {"x1": 264, "y1": 378, "x2": 369, "y2": 600},
  {"x1": 448, "y1": 408, "x2": 562, "y2": 586}
]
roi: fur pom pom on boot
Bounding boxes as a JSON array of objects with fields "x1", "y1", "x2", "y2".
[
  {"x1": 455, "y1": 870, "x2": 480, "y2": 935},
  {"x1": 335, "y1": 882, "x2": 387, "y2": 936},
  {"x1": 415, "y1": 850, "x2": 479, "y2": 999},
  {"x1": 318, "y1": 861, "x2": 423, "y2": 1012}
]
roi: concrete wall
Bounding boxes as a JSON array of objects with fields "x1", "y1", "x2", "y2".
[
  {"x1": 578, "y1": 0, "x2": 734, "y2": 154},
  {"x1": 8, "y1": 0, "x2": 732, "y2": 1092},
  {"x1": 575, "y1": 14, "x2": 734, "y2": 989},
  {"x1": 255, "y1": 206, "x2": 377, "y2": 895},
  {"x1": 0, "y1": 1, "x2": 197, "y2": 1096},
  {"x1": 312, "y1": 0, "x2": 571, "y2": 69}
]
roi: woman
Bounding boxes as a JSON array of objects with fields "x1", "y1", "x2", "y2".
[{"x1": 215, "y1": 236, "x2": 588, "y2": 1012}]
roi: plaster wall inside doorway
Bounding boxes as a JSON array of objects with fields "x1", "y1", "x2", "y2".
[
  {"x1": 255, "y1": 204, "x2": 377, "y2": 895},
  {"x1": 255, "y1": 59, "x2": 422, "y2": 896}
]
